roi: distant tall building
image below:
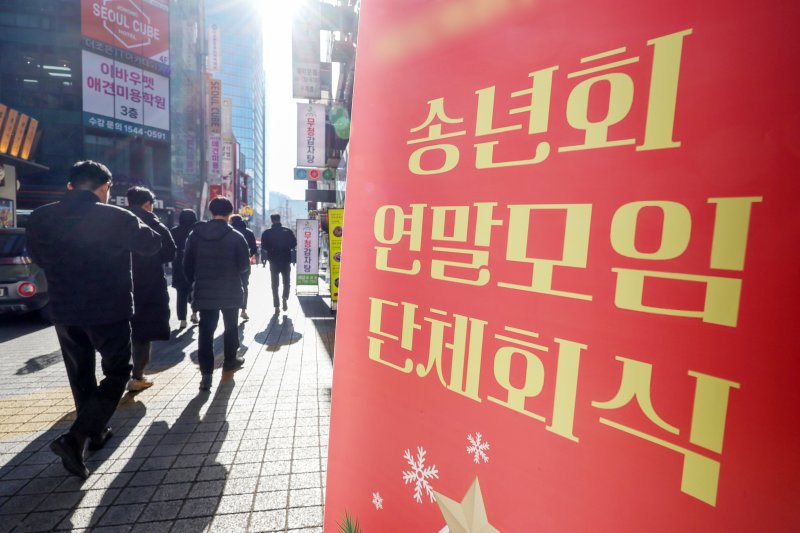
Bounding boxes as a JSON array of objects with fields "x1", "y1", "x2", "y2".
[
  {"x1": 269, "y1": 191, "x2": 308, "y2": 232},
  {"x1": 206, "y1": 0, "x2": 266, "y2": 228},
  {"x1": 170, "y1": 0, "x2": 207, "y2": 213}
]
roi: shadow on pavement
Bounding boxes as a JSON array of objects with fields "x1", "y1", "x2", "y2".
[
  {"x1": 254, "y1": 314, "x2": 302, "y2": 351},
  {"x1": 297, "y1": 295, "x2": 332, "y2": 318},
  {"x1": 189, "y1": 322, "x2": 248, "y2": 369},
  {"x1": 312, "y1": 318, "x2": 336, "y2": 360},
  {"x1": 147, "y1": 326, "x2": 198, "y2": 374},
  {"x1": 297, "y1": 296, "x2": 336, "y2": 360},
  {"x1": 0, "y1": 312, "x2": 51, "y2": 343},
  {"x1": 15, "y1": 349, "x2": 62, "y2": 375},
  {"x1": 83, "y1": 380, "x2": 233, "y2": 530},
  {"x1": 0, "y1": 398, "x2": 147, "y2": 531}
]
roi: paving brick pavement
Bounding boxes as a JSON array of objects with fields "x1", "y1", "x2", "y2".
[{"x1": 0, "y1": 267, "x2": 336, "y2": 532}]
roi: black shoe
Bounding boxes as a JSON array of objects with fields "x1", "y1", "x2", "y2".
[
  {"x1": 223, "y1": 357, "x2": 245, "y2": 372},
  {"x1": 87, "y1": 427, "x2": 113, "y2": 452},
  {"x1": 50, "y1": 434, "x2": 89, "y2": 479}
]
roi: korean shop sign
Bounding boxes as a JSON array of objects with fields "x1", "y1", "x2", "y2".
[
  {"x1": 297, "y1": 103, "x2": 326, "y2": 167},
  {"x1": 81, "y1": 50, "x2": 170, "y2": 142},
  {"x1": 324, "y1": 1, "x2": 800, "y2": 532},
  {"x1": 296, "y1": 219, "x2": 320, "y2": 286}
]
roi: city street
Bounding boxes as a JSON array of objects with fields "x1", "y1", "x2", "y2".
[{"x1": 0, "y1": 268, "x2": 335, "y2": 532}]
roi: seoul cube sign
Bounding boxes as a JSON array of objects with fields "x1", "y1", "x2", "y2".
[{"x1": 82, "y1": 0, "x2": 170, "y2": 65}]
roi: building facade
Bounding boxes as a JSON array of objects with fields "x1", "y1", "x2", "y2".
[
  {"x1": 169, "y1": 0, "x2": 207, "y2": 214},
  {"x1": 0, "y1": 1, "x2": 84, "y2": 212},
  {"x1": 206, "y1": 0, "x2": 266, "y2": 229},
  {"x1": 0, "y1": 0, "x2": 207, "y2": 226}
]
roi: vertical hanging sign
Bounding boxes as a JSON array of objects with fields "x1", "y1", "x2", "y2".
[
  {"x1": 327, "y1": 208, "x2": 343, "y2": 302},
  {"x1": 208, "y1": 78, "x2": 222, "y2": 135},
  {"x1": 297, "y1": 103, "x2": 326, "y2": 167},
  {"x1": 296, "y1": 219, "x2": 320, "y2": 286},
  {"x1": 292, "y1": 0, "x2": 321, "y2": 99},
  {"x1": 207, "y1": 24, "x2": 222, "y2": 73}
]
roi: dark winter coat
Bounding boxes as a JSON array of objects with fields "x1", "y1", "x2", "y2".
[
  {"x1": 230, "y1": 218, "x2": 258, "y2": 258},
  {"x1": 183, "y1": 219, "x2": 250, "y2": 310},
  {"x1": 129, "y1": 206, "x2": 176, "y2": 342},
  {"x1": 25, "y1": 189, "x2": 162, "y2": 326},
  {"x1": 260, "y1": 223, "x2": 297, "y2": 264},
  {"x1": 170, "y1": 210, "x2": 199, "y2": 290}
]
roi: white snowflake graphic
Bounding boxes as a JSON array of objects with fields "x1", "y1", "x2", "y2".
[
  {"x1": 372, "y1": 492, "x2": 383, "y2": 510},
  {"x1": 466, "y1": 432, "x2": 490, "y2": 464},
  {"x1": 402, "y1": 446, "x2": 439, "y2": 503}
]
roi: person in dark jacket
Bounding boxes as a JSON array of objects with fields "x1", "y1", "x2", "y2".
[
  {"x1": 25, "y1": 160, "x2": 161, "y2": 479},
  {"x1": 184, "y1": 197, "x2": 251, "y2": 391},
  {"x1": 170, "y1": 209, "x2": 200, "y2": 328},
  {"x1": 126, "y1": 186, "x2": 176, "y2": 391},
  {"x1": 230, "y1": 215, "x2": 257, "y2": 320},
  {"x1": 261, "y1": 213, "x2": 297, "y2": 314}
]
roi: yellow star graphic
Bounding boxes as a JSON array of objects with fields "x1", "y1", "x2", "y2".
[{"x1": 433, "y1": 477, "x2": 500, "y2": 533}]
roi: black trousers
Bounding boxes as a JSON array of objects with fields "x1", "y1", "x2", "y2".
[
  {"x1": 54, "y1": 320, "x2": 132, "y2": 438},
  {"x1": 197, "y1": 308, "x2": 239, "y2": 375},
  {"x1": 175, "y1": 286, "x2": 191, "y2": 321},
  {"x1": 269, "y1": 261, "x2": 291, "y2": 307}
]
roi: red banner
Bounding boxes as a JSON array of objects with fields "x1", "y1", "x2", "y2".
[{"x1": 325, "y1": 1, "x2": 800, "y2": 531}]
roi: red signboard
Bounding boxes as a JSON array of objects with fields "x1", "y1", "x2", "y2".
[
  {"x1": 324, "y1": 1, "x2": 800, "y2": 532},
  {"x1": 81, "y1": 0, "x2": 170, "y2": 65},
  {"x1": 208, "y1": 184, "x2": 222, "y2": 200}
]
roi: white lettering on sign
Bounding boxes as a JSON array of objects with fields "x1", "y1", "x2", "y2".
[{"x1": 92, "y1": 2, "x2": 161, "y2": 44}]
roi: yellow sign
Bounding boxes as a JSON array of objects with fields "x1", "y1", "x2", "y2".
[
  {"x1": 0, "y1": 105, "x2": 7, "y2": 139},
  {"x1": 9, "y1": 114, "x2": 28, "y2": 158},
  {"x1": 239, "y1": 205, "x2": 254, "y2": 217},
  {"x1": 20, "y1": 118, "x2": 38, "y2": 161},
  {"x1": 0, "y1": 109, "x2": 18, "y2": 154},
  {"x1": 328, "y1": 208, "x2": 343, "y2": 301}
]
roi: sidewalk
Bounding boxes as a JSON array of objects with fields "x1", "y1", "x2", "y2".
[{"x1": 0, "y1": 267, "x2": 335, "y2": 532}]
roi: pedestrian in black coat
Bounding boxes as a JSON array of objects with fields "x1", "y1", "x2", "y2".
[
  {"x1": 261, "y1": 213, "x2": 297, "y2": 313},
  {"x1": 126, "y1": 186, "x2": 176, "y2": 392},
  {"x1": 170, "y1": 209, "x2": 199, "y2": 328},
  {"x1": 230, "y1": 215, "x2": 257, "y2": 320},
  {"x1": 25, "y1": 160, "x2": 162, "y2": 479},
  {"x1": 183, "y1": 197, "x2": 251, "y2": 390}
]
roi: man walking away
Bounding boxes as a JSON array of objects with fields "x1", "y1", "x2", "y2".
[
  {"x1": 170, "y1": 209, "x2": 199, "y2": 328},
  {"x1": 25, "y1": 161, "x2": 161, "y2": 478},
  {"x1": 230, "y1": 215, "x2": 257, "y2": 320},
  {"x1": 126, "y1": 186, "x2": 176, "y2": 391},
  {"x1": 261, "y1": 213, "x2": 297, "y2": 314},
  {"x1": 184, "y1": 197, "x2": 251, "y2": 391}
]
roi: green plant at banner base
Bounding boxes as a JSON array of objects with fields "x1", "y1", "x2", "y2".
[{"x1": 337, "y1": 511, "x2": 363, "y2": 533}]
